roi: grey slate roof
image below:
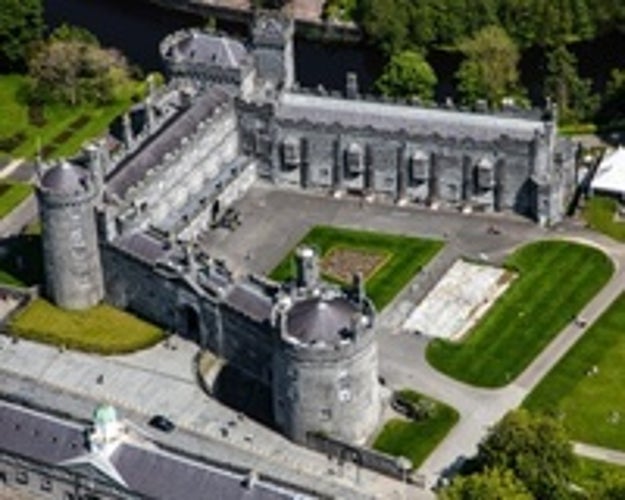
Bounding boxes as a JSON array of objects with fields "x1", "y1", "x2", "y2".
[
  {"x1": 225, "y1": 282, "x2": 274, "y2": 324},
  {"x1": 41, "y1": 161, "x2": 90, "y2": 194},
  {"x1": 106, "y1": 87, "x2": 230, "y2": 199},
  {"x1": 0, "y1": 402, "x2": 85, "y2": 465},
  {"x1": 111, "y1": 443, "x2": 304, "y2": 500},
  {"x1": 171, "y1": 32, "x2": 248, "y2": 68},
  {"x1": 114, "y1": 231, "x2": 170, "y2": 264},
  {"x1": 278, "y1": 93, "x2": 544, "y2": 142},
  {"x1": 286, "y1": 297, "x2": 357, "y2": 344}
]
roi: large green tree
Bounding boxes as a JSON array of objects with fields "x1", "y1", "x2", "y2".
[
  {"x1": 376, "y1": 50, "x2": 437, "y2": 101},
  {"x1": 475, "y1": 410, "x2": 576, "y2": 500},
  {"x1": 455, "y1": 25, "x2": 521, "y2": 107},
  {"x1": 596, "y1": 69, "x2": 625, "y2": 126},
  {"x1": 28, "y1": 25, "x2": 130, "y2": 106},
  {"x1": 544, "y1": 44, "x2": 598, "y2": 124},
  {"x1": 439, "y1": 467, "x2": 533, "y2": 500},
  {"x1": 0, "y1": 0, "x2": 44, "y2": 70}
]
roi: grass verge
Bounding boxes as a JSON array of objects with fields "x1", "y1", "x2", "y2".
[
  {"x1": 0, "y1": 182, "x2": 33, "y2": 219},
  {"x1": 582, "y1": 196, "x2": 625, "y2": 242},
  {"x1": 373, "y1": 390, "x2": 459, "y2": 468},
  {"x1": 10, "y1": 298, "x2": 164, "y2": 354},
  {"x1": 426, "y1": 240, "x2": 614, "y2": 387},
  {"x1": 269, "y1": 225, "x2": 443, "y2": 310},
  {"x1": 524, "y1": 292, "x2": 625, "y2": 450}
]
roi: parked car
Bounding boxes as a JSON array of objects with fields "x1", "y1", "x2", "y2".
[{"x1": 148, "y1": 414, "x2": 175, "y2": 433}]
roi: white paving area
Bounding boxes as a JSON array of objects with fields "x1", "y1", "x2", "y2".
[
  {"x1": 403, "y1": 260, "x2": 514, "y2": 340},
  {"x1": 0, "y1": 335, "x2": 427, "y2": 499}
]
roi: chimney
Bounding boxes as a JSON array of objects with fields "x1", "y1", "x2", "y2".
[
  {"x1": 346, "y1": 72, "x2": 359, "y2": 99},
  {"x1": 295, "y1": 246, "x2": 318, "y2": 290},
  {"x1": 122, "y1": 112, "x2": 133, "y2": 149}
]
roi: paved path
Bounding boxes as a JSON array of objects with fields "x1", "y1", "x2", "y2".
[
  {"x1": 410, "y1": 228, "x2": 625, "y2": 485},
  {"x1": 574, "y1": 442, "x2": 625, "y2": 466},
  {"x1": 0, "y1": 335, "x2": 429, "y2": 499}
]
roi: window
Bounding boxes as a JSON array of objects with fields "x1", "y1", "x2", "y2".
[
  {"x1": 410, "y1": 151, "x2": 429, "y2": 181},
  {"x1": 345, "y1": 143, "x2": 363, "y2": 175},
  {"x1": 282, "y1": 137, "x2": 300, "y2": 168},
  {"x1": 16, "y1": 471, "x2": 28, "y2": 485},
  {"x1": 41, "y1": 477, "x2": 52, "y2": 492},
  {"x1": 474, "y1": 157, "x2": 494, "y2": 192}
]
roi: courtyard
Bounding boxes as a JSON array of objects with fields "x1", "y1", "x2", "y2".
[{"x1": 270, "y1": 225, "x2": 443, "y2": 309}]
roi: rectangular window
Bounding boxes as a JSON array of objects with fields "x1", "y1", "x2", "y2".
[{"x1": 16, "y1": 471, "x2": 28, "y2": 485}]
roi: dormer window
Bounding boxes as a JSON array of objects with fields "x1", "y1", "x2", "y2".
[
  {"x1": 282, "y1": 137, "x2": 300, "y2": 169},
  {"x1": 410, "y1": 151, "x2": 429, "y2": 181},
  {"x1": 345, "y1": 143, "x2": 363, "y2": 175},
  {"x1": 475, "y1": 157, "x2": 495, "y2": 192}
]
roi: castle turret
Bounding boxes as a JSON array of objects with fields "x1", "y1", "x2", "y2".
[
  {"x1": 37, "y1": 160, "x2": 104, "y2": 310},
  {"x1": 272, "y1": 289, "x2": 380, "y2": 444},
  {"x1": 251, "y1": 12, "x2": 295, "y2": 90}
]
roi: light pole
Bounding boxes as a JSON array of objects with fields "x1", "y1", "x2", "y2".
[{"x1": 396, "y1": 455, "x2": 412, "y2": 500}]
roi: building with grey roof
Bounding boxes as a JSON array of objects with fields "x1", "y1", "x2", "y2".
[
  {"x1": 0, "y1": 400, "x2": 317, "y2": 499},
  {"x1": 36, "y1": 10, "x2": 576, "y2": 459}
]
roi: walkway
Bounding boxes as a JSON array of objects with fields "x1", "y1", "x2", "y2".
[{"x1": 395, "y1": 228, "x2": 625, "y2": 486}]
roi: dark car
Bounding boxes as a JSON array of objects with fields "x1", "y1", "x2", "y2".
[{"x1": 148, "y1": 415, "x2": 175, "y2": 433}]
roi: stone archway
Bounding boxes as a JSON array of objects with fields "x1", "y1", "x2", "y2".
[{"x1": 178, "y1": 304, "x2": 201, "y2": 344}]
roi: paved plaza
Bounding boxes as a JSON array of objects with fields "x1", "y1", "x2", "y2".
[{"x1": 402, "y1": 260, "x2": 514, "y2": 340}]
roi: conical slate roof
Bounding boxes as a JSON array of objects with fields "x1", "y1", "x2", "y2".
[
  {"x1": 286, "y1": 297, "x2": 357, "y2": 343},
  {"x1": 41, "y1": 161, "x2": 89, "y2": 194}
]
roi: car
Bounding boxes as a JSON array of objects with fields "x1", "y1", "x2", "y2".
[{"x1": 148, "y1": 414, "x2": 175, "y2": 433}]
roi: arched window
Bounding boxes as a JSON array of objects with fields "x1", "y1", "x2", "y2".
[
  {"x1": 345, "y1": 143, "x2": 363, "y2": 175},
  {"x1": 410, "y1": 150, "x2": 429, "y2": 181},
  {"x1": 282, "y1": 136, "x2": 300, "y2": 169},
  {"x1": 475, "y1": 157, "x2": 495, "y2": 192}
]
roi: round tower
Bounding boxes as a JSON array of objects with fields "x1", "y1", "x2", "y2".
[
  {"x1": 272, "y1": 285, "x2": 380, "y2": 445},
  {"x1": 37, "y1": 160, "x2": 104, "y2": 310}
]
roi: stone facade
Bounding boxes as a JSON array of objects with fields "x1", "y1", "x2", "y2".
[{"x1": 37, "y1": 13, "x2": 577, "y2": 445}]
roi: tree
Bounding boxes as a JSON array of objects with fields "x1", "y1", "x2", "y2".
[
  {"x1": 439, "y1": 467, "x2": 533, "y2": 500},
  {"x1": 455, "y1": 25, "x2": 521, "y2": 107},
  {"x1": 544, "y1": 44, "x2": 598, "y2": 124},
  {"x1": 0, "y1": 0, "x2": 44, "y2": 70},
  {"x1": 596, "y1": 69, "x2": 625, "y2": 126},
  {"x1": 359, "y1": 0, "x2": 411, "y2": 55},
  {"x1": 28, "y1": 25, "x2": 130, "y2": 106},
  {"x1": 376, "y1": 50, "x2": 437, "y2": 101},
  {"x1": 475, "y1": 410, "x2": 576, "y2": 500}
]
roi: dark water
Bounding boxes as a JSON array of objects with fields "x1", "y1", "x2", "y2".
[{"x1": 44, "y1": 0, "x2": 625, "y2": 102}]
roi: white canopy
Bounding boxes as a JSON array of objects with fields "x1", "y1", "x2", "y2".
[{"x1": 591, "y1": 147, "x2": 625, "y2": 195}]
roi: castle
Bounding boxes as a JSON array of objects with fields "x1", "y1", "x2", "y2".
[{"x1": 35, "y1": 13, "x2": 575, "y2": 446}]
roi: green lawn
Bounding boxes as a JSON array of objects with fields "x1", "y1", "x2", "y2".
[
  {"x1": 0, "y1": 74, "x2": 143, "y2": 159},
  {"x1": 0, "y1": 233, "x2": 42, "y2": 287},
  {"x1": 0, "y1": 182, "x2": 32, "y2": 219},
  {"x1": 269, "y1": 225, "x2": 443, "y2": 310},
  {"x1": 571, "y1": 457, "x2": 625, "y2": 495},
  {"x1": 10, "y1": 298, "x2": 163, "y2": 354},
  {"x1": 524, "y1": 292, "x2": 625, "y2": 450},
  {"x1": 582, "y1": 196, "x2": 625, "y2": 242},
  {"x1": 426, "y1": 240, "x2": 614, "y2": 387},
  {"x1": 373, "y1": 390, "x2": 459, "y2": 468}
]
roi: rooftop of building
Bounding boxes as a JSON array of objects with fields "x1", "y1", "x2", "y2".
[
  {"x1": 40, "y1": 161, "x2": 92, "y2": 195},
  {"x1": 0, "y1": 400, "x2": 314, "y2": 500},
  {"x1": 285, "y1": 296, "x2": 362, "y2": 345},
  {"x1": 277, "y1": 92, "x2": 547, "y2": 142},
  {"x1": 162, "y1": 29, "x2": 250, "y2": 69}
]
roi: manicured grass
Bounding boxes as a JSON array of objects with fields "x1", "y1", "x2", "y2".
[
  {"x1": 426, "y1": 240, "x2": 614, "y2": 387},
  {"x1": 524, "y1": 293, "x2": 625, "y2": 450},
  {"x1": 373, "y1": 390, "x2": 459, "y2": 468},
  {"x1": 0, "y1": 74, "x2": 143, "y2": 159},
  {"x1": 0, "y1": 234, "x2": 42, "y2": 287},
  {"x1": 10, "y1": 298, "x2": 164, "y2": 354},
  {"x1": 572, "y1": 457, "x2": 625, "y2": 492},
  {"x1": 0, "y1": 182, "x2": 32, "y2": 219},
  {"x1": 582, "y1": 196, "x2": 625, "y2": 242},
  {"x1": 269, "y1": 225, "x2": 443, "y2": 310}
]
